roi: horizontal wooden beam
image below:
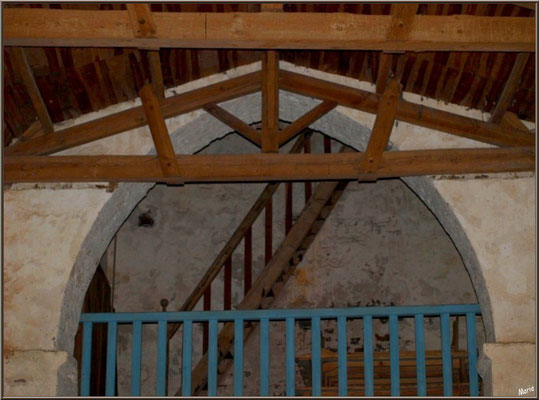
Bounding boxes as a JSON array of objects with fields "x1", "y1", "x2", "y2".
[
  {"x1": 279, "y1": 70, "x2": 535, "y2": 148},
  {"x1": 4, "y1": 8, "x2": 535, "y2": 51},
  {"x1": 4, "y1": 147, "x2": 534, "y2": 183},
  {"x1": 5, "y1": 71, "x2": 261, "y2": 156}
]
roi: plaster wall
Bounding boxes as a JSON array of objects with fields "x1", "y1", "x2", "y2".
[{"x1": 2, "y1": 62, "x2": 535, "y2": 396}]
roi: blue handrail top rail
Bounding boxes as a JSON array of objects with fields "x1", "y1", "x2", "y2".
[{"x1": 80, "y1": 303, "x2": 481, "y2": 323}]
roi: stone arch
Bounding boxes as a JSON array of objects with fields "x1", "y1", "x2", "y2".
[{"x1": 56, "y1": 90, "x2": 495, "y2": 394}]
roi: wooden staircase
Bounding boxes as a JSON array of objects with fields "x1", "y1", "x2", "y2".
[{"x1": 168, "y1": 132, "x2": 352, "y2": 396}]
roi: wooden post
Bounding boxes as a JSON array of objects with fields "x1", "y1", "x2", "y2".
[
  {"x1": 360, "y1": 78, "x2": 401, "y2": 178},
  {"x1": 261, "y1": 51, "x2": 280, "y2": 153}
]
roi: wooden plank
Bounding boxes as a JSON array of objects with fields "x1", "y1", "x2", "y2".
[
  {"x1": 126, "y1": 3, "x2": 156, "y2": 38},
  {"x1": 139, "y1": 84, "x2": 182, "y2": 183},
  {"x1": 279, "y1": 70, "x2": 535, "y2": 147},
  {"x1": 203, "y1": 104, "x2": 262, "y2": 146},
  {"x1": 4, "y1": 9, "x2": 535, "y2": 51},
  {"x1": 5, "y1": 71, "x2": 261, "y2": 156},
  {"x1": 490, "y1": 53, "x2": 530, "y2": 123},
  {"x1": 361, "y1": 79, "x2": 401, "y2": 176},
  {"x1": 147, "y1": 51, "x2": 164, "y2": 100},
  {"x1": 5, "y1": 147, "x2": 534, "y2": 183},
  {"x1": 11, "y1": 47, "x2": 54, "y2": 134},
  {"x1": 279, "y1": 101, "x2": 337, "y2": 145},
  {"x1": 261, "y1": 51, "x2": 279, "y2": 152}
]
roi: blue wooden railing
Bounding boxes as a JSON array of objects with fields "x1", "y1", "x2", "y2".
[{"x1": 79, "y1": 304, "x2": 481, "y2": 397}]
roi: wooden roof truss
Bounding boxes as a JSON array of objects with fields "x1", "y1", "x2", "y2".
[{"x1": 3, "y1": 4, "x2": 536, "y2": 184}]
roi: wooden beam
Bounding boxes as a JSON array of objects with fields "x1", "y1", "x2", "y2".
[
  {"x1": 279, "y1": 101, "x2": 337, "y2": 145},
  {"x1": 203, "y1": 104, "x2": 262, "y2": 146},
  {"x1": 4, "y1": 9, "x2": 535, "y2": 51},
  {"x1": 5, "y1": 71, "x2": 261, "y2": 156},
  {"x1": 261, "y1": 51, "x2": 279, "y2": 153},
  {"x1": 11, "y1": 47, "x2": 54, "y2": 134},
  {"x1": 4, "y1": 147, "x2": 534, "y2": 183},
  {"x1": 500, "y1": 111, "x2": 534, "y2": 133},
  {"x1": 147, "y1": 51, "x2": 165, "y2": 100},
  {"x1": 376, "y1": 53, "x2": 393, "y2": 95},
  {"x1": 279, "y1": 70, "x2": 535, "y2": 147},
  {"x1": 376, "y1": 4, "x2": 418, "y2": 94},
  {"x1": 361, "y1": 79, "x2": 401, "y2": 176},
  {"x1": 139, "y1": 84, "x2": 182, "y2": 183},
  {"x1": 20, "y1": 120, "x2": 44, "y2": 141},
  {"x1": 126, "y1": 3, "x2": 157, "y2": 38},
  {"x1": 490, "y1": 53, "x2": 530, "y2": 124},
  {"x1": 386, "y1": 4, "x2": 418, "y2": 41}
]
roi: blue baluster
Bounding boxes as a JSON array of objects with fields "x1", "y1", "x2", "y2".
[
  {"x1": 81, "y1": 322, "x2": 93, "y2": 396},
  {"x1": 363, "y1": 315, "x2": 374, "y2": 396},
  {"x1": 234, "y1": 319, "x2": 244, "y2": 396},
  {"x1": 414, "y1": 314, "x2": 426, "y2": 396},
  {"x1": 131, "y1": 321, "x2": 143, "y2": 396},
  {"x1": 285, "y1": 317, "x2": 296, "y2": 396},
  {"x1": 337, "y1": 316, "x2": 348, "y2": 396},
  {"x1": 311, "y1": 317, "x2": 321, "y2": 396},
  {"x1": 208, "y1": 319, "x2": 219, "y2": 396},
  {"x1": 105, "y1": 321, "x2": 118, "y2": 396},
  {"x1": 389, "y1": 315, "x2": 400, "y2": 396},
  {"x1": 466, "y1": 313, "x2": 479, "y2": 396},
  {"x1": 156, "y1": 320, "x2": 168, "y2": 396},
  {"x1": 182, "y1": 320, "x2": 193, "y2": 396},
  {"x1": 260, "y1": 318, "x2": 270, "y2": 396},
  {"x1": 441, "y1": 313, "x2": 453, "y2": 396}
]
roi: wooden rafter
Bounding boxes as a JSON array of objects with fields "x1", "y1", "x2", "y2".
[
  {"x1": 203, "y1": 104, "x2": 262, "y2": 146},
  {"x1": 261, "y1": 51, "x2": 279, "y2": 153},
  {"x1": 490, "y1": 53, "x2": 530, "y2": 124},
  {"x1": 139, "y1": 84, "x2": 182, "y2": 184},
  {"x1": 4, "y1": 8, "x2": 535, "y2": 51},
  {"x1": 279, "y1": 70, "x2": 535, "y2": 147},
  {"x1": 4, "y1": 147, "x2": 534, "y2": 184},
  {"x1": 11, "y1": 47, "x2": 54, "y2": 134},
  {"x1": 361, "y1": 79, "x2": 401, "y2": 177},
  {"x1": 5, "y1": 71, "x2": 261, "y2": 156},
  {"x1": 279, "y1": 101, "x2": 337, "y2": 145}
]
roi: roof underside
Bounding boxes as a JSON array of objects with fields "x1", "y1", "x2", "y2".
[{"x1": 2, "y1": 2, "x2": 535, "y2": 147}]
